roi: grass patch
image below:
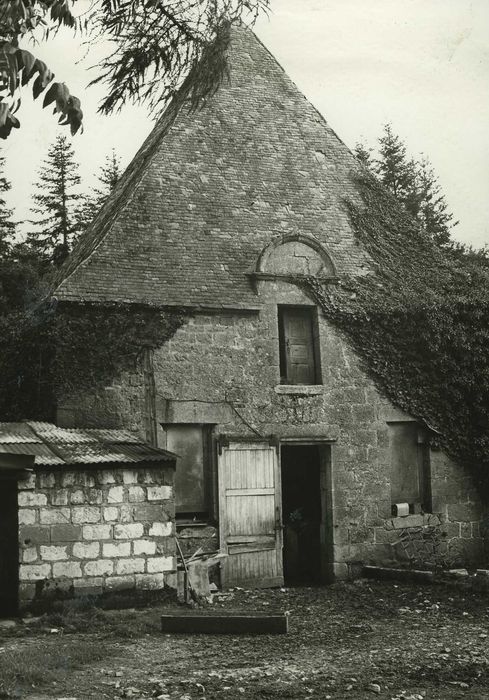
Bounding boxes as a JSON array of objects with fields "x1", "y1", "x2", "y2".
[{"x1": 0, "y1": 637, "x2": 109, "y2": 697}]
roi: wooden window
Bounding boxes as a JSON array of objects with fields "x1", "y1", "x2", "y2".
[
  {"x1": 389, "y1": 422, "x2": 431, "y2": 512},
  {"x1": 278, "y1": 306, "x2": 321, "y2": 385},
  {"x1": 162, "y1": 424, "x2": 212, "y2": 518}
]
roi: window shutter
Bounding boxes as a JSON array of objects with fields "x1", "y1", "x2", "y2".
[{"x1": 283, "y1": 309, "x2": 316, "y2": 384}]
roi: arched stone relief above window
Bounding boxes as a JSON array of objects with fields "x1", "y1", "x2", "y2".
[{"x1": 248, "y1": 233, "x2": 337, "y2": 292}]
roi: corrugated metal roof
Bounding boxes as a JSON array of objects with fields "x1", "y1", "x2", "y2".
[{"x1": 0, "y1": 422, "x2": 176, "y2": 468}]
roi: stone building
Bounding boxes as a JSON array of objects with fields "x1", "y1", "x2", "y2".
[
  {"x1": 50, "y1": 26, "x2": 485, "y2": 590},
  {"x1": 0, "y1": 422, "x2": 175, "y2": 614}
]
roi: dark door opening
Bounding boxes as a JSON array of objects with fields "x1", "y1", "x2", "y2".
[
  {"x1": 281, "y1": 444, "x2": 323, "y2": 585},
  {"x1": 0, "y1": 480, "x2": 19, "y2": 617}
]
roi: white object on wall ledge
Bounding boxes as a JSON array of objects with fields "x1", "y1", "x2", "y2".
[{"x1": 393, "y1": 502, "x2": 410, "y2": 517}]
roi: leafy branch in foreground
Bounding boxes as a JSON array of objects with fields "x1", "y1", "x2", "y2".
[
  {"x1": 0, "y1": 1, "x2": 269, "y2": 138},
  {"x1": 88, "y1": 0, "x2": 269, "y2": 115},
  {"x1": 0, "y1": 0, "x2": 83, "y2": 137}
]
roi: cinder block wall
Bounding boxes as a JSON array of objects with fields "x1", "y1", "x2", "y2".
[{"x1": 17, "y1": 465, "x2": 175, "y2": 605}]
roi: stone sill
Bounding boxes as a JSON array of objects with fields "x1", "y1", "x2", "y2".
[{"x1": 274, "y1": 385, "x2": 323, "y2": 396}]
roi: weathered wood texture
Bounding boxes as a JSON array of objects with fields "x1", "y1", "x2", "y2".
[
  {"x1": 219, "y1": 443, "x2": 283, "y2": 588},
  {"x1": 160, "y1": 611, "x2": 288, "y2": 634}
]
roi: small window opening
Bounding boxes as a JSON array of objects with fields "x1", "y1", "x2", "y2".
[
  {"x1": 278, "y1": 306, "x2": 321, "y2": 385},
  {"x1": 162, "y1": 424, "x2": 213, "y2": 521},
  {"x1": 389, "y1": 422, "x2": 431, "y2": 514}
]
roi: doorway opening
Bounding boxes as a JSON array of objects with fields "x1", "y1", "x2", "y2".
[
  {"x1": 281, "y1": 443, "x2": 332, "y2": 585},
  {"x1": 0, "y1": 480, "x2": 19, "y2": 617}
]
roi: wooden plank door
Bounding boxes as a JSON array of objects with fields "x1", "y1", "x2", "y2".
[
  {"x1": 283, "y1": 309, "x2": 316, "y2": 385},
  {"x1": 218, "y1": 442, "x2": 283, "y2": 588}
]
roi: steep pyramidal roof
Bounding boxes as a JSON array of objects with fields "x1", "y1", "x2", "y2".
[{"x1": 55, "y1": 26, "x2": 371, "y2": 308}]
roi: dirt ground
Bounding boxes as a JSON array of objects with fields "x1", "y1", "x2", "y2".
[{"x1": 1, "y1": 579, "x2": 489, "y2": 700}]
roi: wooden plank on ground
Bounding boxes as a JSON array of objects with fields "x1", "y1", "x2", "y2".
[{"x1": 160, "y1": 611, "x2": 288, "y2": 634}]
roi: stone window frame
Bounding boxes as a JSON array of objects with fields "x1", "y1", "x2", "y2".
[
  {"x1": 161, "y1": 423, "x2": 216, "y2": 524},
  {"x1": 388, "y1": 421, "x2": 432, "y2": 516},
  {"x1": 277, "y1": 304, "x2": 322, "y2": 386}
]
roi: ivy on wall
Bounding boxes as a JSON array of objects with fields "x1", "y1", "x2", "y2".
[
  {"x1": 0, "y1": 299, "x2": 186, "y2": 421},
  {"x1": 304, "y1": 174, "x2": 489, "y2": 493}
]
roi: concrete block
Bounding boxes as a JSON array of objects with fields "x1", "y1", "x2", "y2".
[
  {"x1": 122, "y1": 470, "x2": 138, "y2": 484},
  {"x1": 40, "y1": 545, "x2": 68, "y2": 561},
  {"x1": 107, "y1": 486, "x2": 124, "y2": 503},
  {"x1": 83, "y1": 524, "x2": 112, "y2": 540},
  {"x1": 114, "y1": 523, "x2": 144, "y2": 539},
  {"x1": 128, "y1": 486, "x2": 145, "y2": 502},
  {"x1": 73, "y1": 577, "x2": 104, "y2": 595},
  {"x1": 391, "y1": 515, "x2": 424, "y2": 529},
  {"x1": 71, "y1": 490, "x2": 85, "y2": 505},
  {"x1": 147, "y1": 486, "x2": 172, "y2": 501},
  {"x1": 18, "y1": 509, "x2": 36, "y2": 525},
  {"x1": 73, "y1": 542, "x2": 100, "y2": 559},
  {"x1": 40, "y1": 508, "x2": 71, "y2": 525},
  {"x1": 72, "y1": 506, "x2": 101, "y2": 524},
  {"x1": 105, "y1": 575, "x2": 135, "y2": 591},
  {"x1": 103, "y1": 506, "x2": 119, "y2": 521},
  {"x1": 135, "y1": 573, "x2": 165, "y2": 590},
  {"x1": 103, "y1": 541, "x2": 131, "y2": 558},
  {"x1": 51, "y1": 489, "x2": 69, "y2": 506},
  {"x1": 119, "y1": 504, "x2": 133, "y2": 523},
  {"x1": 149, "y1": 521, "x2": 173, "y2": 537},
  {"x1": 87, "y1": 489, "x2": 103, "y2": 505},
  {"x1": 18, "y1": 492, "x2": 47, "y2": 507},
  {"x1": 133, "y1": 539, "x2": 157, "y2": 556},
  {"x1": 146, "y1": 556, "x2": 174, "y2": 573},
  {"x1": 39, "y1": 472, "x2": 56, "y2": 489},
  {"x1": 97, "y1": 470, "x2": 116, "y2": 485},
  {"x1": 22, "y1": 546, "x2": 39, "y2": 563},
  {"x1": 51, "y1": 524, "x2": 82, "y2": 542},
  {"x1": 115, "y1": 557, "x2": 145, "y2": 575},
  {"x1": 20, "y1": 525, "x2": 50, "y2": 545},
  {"x1": 60, "y1": 472, "x2": 76, "y2": 487},
  {"x1": 84, "y1": 559, "x2": 114, "y2": 576},
  {"x1": 133, "y1": 504, "x2": 164, "y2": 521},
  {"x1": 53, "y1": 561, "x2": 82, "y2": 578},
  {"x1": 19, "y1": 563, "x2": 52, "y2": 582},
  {"x1": 18, "y1": 473, "x2": 36, "y2": 490}
]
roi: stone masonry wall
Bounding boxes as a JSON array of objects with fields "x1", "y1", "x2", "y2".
[
  {"x1": 152, "y1": 279, "x2": 486, "y2": 575},
  {"x1": 17, "y1": 465, "x2": 175, "y2": 605},
  {"x1": 57, "y1": 281, "x2": 486, "y2": 577}
]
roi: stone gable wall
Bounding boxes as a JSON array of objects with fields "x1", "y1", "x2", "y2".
[
  {"x1": 17, "y1": 465, "x2": 175, "y2": 605},
  {"x1": 57, "y1": 279, "x2": 486, "y2": 576}
]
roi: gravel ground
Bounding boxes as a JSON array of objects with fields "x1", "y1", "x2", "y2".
[{"x1": 1, "y1": 579, "x2": 489, "y2": 700}]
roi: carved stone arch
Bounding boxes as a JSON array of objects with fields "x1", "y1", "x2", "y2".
[{"x1": 256, "y1": 233, "x2": 336, "y2": 278}]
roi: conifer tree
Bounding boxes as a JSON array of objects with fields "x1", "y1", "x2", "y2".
[
  {"x1": 27, "y1": 135, "x2": 82, "y2": 264},
  {"x1": 0, "y1": 156, "x2": 15, "y2": 259},
  {"x1": 356, "y1": 124, "x2": 457, "y2": 247},
  {"x1": 78, "y1": 149, "x2": 122, "y2": 233},
  {"x1": 354, "y1": 142, "x2": 373, "y2": 168}
]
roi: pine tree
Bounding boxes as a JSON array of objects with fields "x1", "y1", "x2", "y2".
[
  {"x1": 412, "y1": 157, "x2": 457, "y2": 246},
  {"x1": 0, "y1": 156, "x2": 15, "y2": 258},
  {"x1": 361, "y1": 124, "x2": 457, "y2": 247},
  {"x1": 375, "y1": 124, "x2": 415, "y2": 202},
  {"x1": 77, "y1": 149, "x2": 122, "y2": 234},
  {"x1": 27, "y1": 135, "x2": 82, "y2": 265},
  {"x1": 97, "y1": 149, "x2": 122, "y2": 198},
  {"x1": 354, "y1": 142, "x2": 374, "y2": 168}
]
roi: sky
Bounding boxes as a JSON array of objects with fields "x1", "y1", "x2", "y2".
[{"x1": 2, "y1": 0, "x2": 489, "y2": 247}]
